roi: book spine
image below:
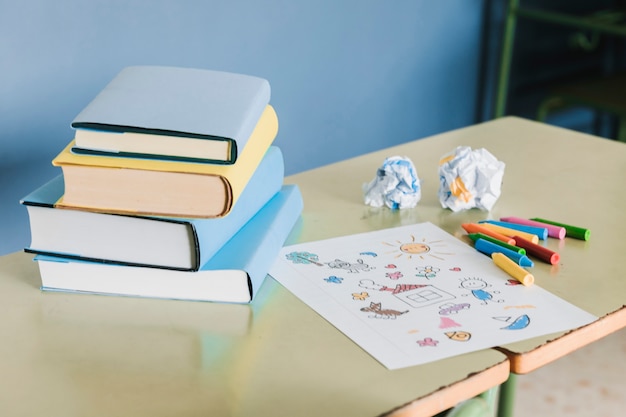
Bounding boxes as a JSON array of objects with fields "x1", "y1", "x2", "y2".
[
  {"x1": 203, "y1": 185, "x2": 303, "y2": 298},
  {"x1": 193, "y1": 146, "x2": 285, "y2": 269}
]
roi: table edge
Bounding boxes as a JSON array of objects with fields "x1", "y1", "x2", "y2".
[
  {"x1": 496, "y1": 305, "x2": 626, "y2": 374},
  {"x1": 383, "y1": 357, "x2": 510, "y2": 417}
]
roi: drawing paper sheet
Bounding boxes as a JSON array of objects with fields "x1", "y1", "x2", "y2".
[{"x1": 269, "y1": 222, "x2": 597, "y2": 369}]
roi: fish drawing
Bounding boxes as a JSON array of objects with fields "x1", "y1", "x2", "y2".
[{"x1": 495, "y1": 314, "x2": 531, "y2": 330}]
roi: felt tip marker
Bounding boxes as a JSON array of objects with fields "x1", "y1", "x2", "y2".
[
  {"x1": 467, "y1": 233, "x2": 526, "y2": 255},
  {"x1": 512, "y1": 235, "x2": 560, "y2": 265},
  {"x1": 474, "y1": 238, "x2": 534, "y2": 267},
  {"x1": 500, "y1": 216, "x2": 566, "y2": 239},
  {"x1": 529, "y1": 218, "x2": 590, "y2": 241},
  {"x1": 491, "y1": 252, "x2": 534, "y2": 286},
  {"x1": 461, "y1": 223, "x2": 516, "y2": 245},
  {"x1": 479, "y1": 220, "x2": 548, "y2": 240},
  {"x1": 478, "y1": 222, "x2": 539, "y2": 244}
]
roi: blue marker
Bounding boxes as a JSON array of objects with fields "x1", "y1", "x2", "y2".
[
  {"x1": 474, "y1": 238, "x2": 534, "y2": 267},
  {"x1": 478, "y1": 220, "x2": 548, "y2": 240}
]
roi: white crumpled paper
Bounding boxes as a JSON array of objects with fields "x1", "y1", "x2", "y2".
[
  {"x1": 438, "y1": 146, "x2": 505, "y2": 212},
  {"x1": 363, "y1": 156, "x2": 421, "y2": 209}
]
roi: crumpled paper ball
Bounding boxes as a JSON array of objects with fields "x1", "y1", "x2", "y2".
[
  {"x1": 438, "y1": 146, "x2": 505, "y2": 212},
  {"x1": 363, "y1": 156, "x2": 421, "y2": 209}
]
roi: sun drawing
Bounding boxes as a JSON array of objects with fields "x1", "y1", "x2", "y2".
[{"x1": 383, "y1": 235, "x2": 453, "y2": 261}]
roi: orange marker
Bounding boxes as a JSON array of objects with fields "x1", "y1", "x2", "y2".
[
  {"x1": 478, "y1": 222, "x2": 539, "y2": 244},
  {"x1": 461, "y1": 223, "x2": 515, "y2": 245}
]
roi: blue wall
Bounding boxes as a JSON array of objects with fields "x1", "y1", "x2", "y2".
[{"x1": 1, "y1": 0, "x2": 485, "y2": 255}]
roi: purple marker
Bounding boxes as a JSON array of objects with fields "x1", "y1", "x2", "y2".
[{"x1": 500, "y1": 216, "x2": 566, "y2": 239}]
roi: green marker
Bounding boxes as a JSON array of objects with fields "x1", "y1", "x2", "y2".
[
  {"x1": 530, "y1": 218, "x2": 590, "y2": 241},
  {"x1": 467, "y1": 233, "x2": 526, "y2": 255}
]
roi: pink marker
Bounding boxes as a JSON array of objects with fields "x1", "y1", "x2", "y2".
[{"x1": 500, "y1": 216, "x2": 566, "y2": 239}]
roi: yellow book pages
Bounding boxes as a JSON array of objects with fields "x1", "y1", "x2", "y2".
[
  {"x1": 53, "y1": 105, "x2": 278, "y2": 206},
  {"x1": 56, "y1": 165, "x2": 231, "y2": 217}
]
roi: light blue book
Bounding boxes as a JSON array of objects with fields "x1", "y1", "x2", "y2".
[
  {"x1": 35, "y1": 185, "x2": 303, "y2": 304},
  {"x1": 71, "y1": 66, "x2": 271, "y2": 164},
  {"x1": 22, "y1": 146, "x2": 284, "y2": 271}
]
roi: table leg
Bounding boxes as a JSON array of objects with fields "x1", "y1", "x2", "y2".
[
  {"x1": 494, "y1": 0, "x2": 520, "y2": 118},
  {"x1": 438, "y1": 386, "x2": 500, "y2": 417},
  {"x1": 496, "y1": 374, "x2": 518, "y2": 417},
  {"x1": 445, "y1": 398, "x2": 490, "y2": 417}
]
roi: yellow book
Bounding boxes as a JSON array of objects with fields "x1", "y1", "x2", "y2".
[{"x1": 53, "y1": 105, "x2": 278, "y2": 218}]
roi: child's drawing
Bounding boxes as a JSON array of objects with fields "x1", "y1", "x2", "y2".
[
  {"x1": 416, "y1": 265, "x2": 440, "y2": 279},
  {"x1": 360, "y1": 302, "x2": 408, "y2": 319},
  {"x1": 439, "y1": 317, "x2": 462, "y2": 329},
  {"x1": 383, "y1": 235, "x2": 454, "y2": 261},
  {"x1": 504, "y1": 305, "x2": 535, "y2": 310},
  {"x1": 352, "y1": 292, "x2": 369, "y2": 301},
  {"x1": 438, "y1": 302, "x2": 471, "y2": 315},
  {"x1": 271, "y1": 222, "x2": 597, "y2": 369},
  {"x1": 326, "y1": 258, "x2": 373, "y2": 273},
  {"x1": 495, "y1": 314, "x2": 531, "y2": 330},
  {"x1": 416, "y1": 337, "x2": 439, "y2": 347},
  {"x1": 445, "y1": 331, "x2": 472, "y2": 342},
  {"x1": 285, "y1": 251, "x2": 323, "y2": 266},
  {"x1": 324, "y1": 275, "x2": 343, "y2": 284},
  {"x1": 459, "y1": 277, "x2": 503, "y2": 305},
  {"x1": 359, "y1": 279, "x2": 456, "y2": 308},
  {"x1": 385, "y1": 271, "x2": 403, "y2": 280}
]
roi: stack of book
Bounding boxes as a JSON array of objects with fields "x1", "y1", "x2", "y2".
[{"x1": 21, "y1": 66, "x2": 303, "y2": 303}]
